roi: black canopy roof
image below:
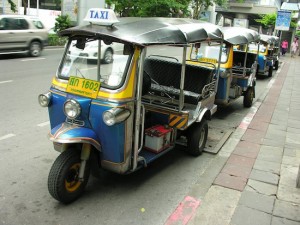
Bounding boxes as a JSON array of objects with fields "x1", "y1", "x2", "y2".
[
  {"x1": 260, "y1": 34, "x2": 279, "y2": 44},
  {"x1": 59, "y1": 17, "x2": 223, "y2": 46},
  {"x1": 220, "y1": 27, "x2": 260, "y2": 45}
]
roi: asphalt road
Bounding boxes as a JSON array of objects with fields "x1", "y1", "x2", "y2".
[{"x1": 0, "y1": 48, "x2": 271, "y2": 225}]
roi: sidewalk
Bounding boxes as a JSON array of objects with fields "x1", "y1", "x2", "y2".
[{"x1": 187, "y1": 55, "x2": 300, "y2": 225}]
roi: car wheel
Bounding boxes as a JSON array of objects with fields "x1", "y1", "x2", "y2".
[
  {"x1": 268, "y1": 65, "x2": 273, "y2": 77},
  {"x1": 48, "y1": 149, "x2": 90, "y2": 204},
  {"x1": 186, "y1": 119, "x2": 208, "y2": 156},
  {"x1": 274, "y1": 61, "x2": 279, "y2": 70},
  {"x1": 243, "y1": 87, "x2": 254, "y2": 108},
  {"x1": 103, "y1": 48, "x2": 113, "y2": 64},
  {"x1": 29, "y1": 41, "x2": 42, "y2": 57}
]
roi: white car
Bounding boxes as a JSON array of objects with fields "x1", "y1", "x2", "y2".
[
  {"x1": 68, "y1": 40, "x2": 123, "y2": 64},
  {"x1": 0, "y1": 15, "x2": 48, "y2": 57}
]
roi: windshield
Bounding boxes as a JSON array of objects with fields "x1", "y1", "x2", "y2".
[
  {"x1": 58, "y1": 38, "x2": 131, "y2": 89},
  {"x1": 248, "y1": 43, "x2": 266, "y2": 53},
  {"x1": 190, "y1": 42, "x2": 228, "y2": 63}
]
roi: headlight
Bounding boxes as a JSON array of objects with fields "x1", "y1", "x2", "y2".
[
  {"x1": 64, "y1": 99, "x2": 81, "y2": 119},
  {"x1": 38, "y1": 92, "x2": 52, "y2": 107},
  {"x1": 103, "y1": 108, "x2": 131, "y2": 126}
]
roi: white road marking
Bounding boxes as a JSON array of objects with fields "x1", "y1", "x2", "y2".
[
  {"x1": 37, "y1": 121, "x2": 50, "y2": 127},
  {"x1": 21, "y1": 58, "x2": 45, "y2": 62},
  {"x1": 0, "y1": 80, "x2": 13, "y2": 84},
  {"x1": 0, "y1": 134, "x2": 16, "y2": 141}
]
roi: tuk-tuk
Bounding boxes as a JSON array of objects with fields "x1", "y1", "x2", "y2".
[
  {"x1": 271, "y1": 35, "x2": 280, "y2": 70},
  {"x1": 210, "y1": 27, "x2": 260, "y2": 108},
  {"x1": 252, "y1": 34, "x2": 278, "y2": 77},
  {"x1": 38, "y1": 8, "x2": 224, "y2": 203}
]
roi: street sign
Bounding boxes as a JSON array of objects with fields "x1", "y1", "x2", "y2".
[{"x1": 275, "y1": 10, "x2": 292, "y2": 31}]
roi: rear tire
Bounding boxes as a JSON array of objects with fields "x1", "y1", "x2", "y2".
[
  {"x1": 186, "y1": 119, "x2": 208, "y2": 156},
  {"x1": 268, "y1": 66, "x2": 273, "y2": 77},
  {"x1": 29, "y1": 41, "x2": 42, "y2": 57},
  {"x1": 274, "y1": 61, "x2": 279, "y2": 70},
  {"x1": 48, "y1": 149, "x2": 90, "y2": 204},
  {"x1": 243, "y1": 87, "x2": 254, "y2": 108}
]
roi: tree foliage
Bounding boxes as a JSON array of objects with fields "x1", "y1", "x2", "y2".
[
  {"x1": 54, "y1": 15, "x2": 72, "y2": 33},
  {"x1": 255, "y1": 13, "x2": 297, "y2": 29},
  {"x1": 7, "y1": 0, "x2": 17, "y2": 12},
  {"x1": 106, "y1": 0, "x2": 191, "y2": 17},
  {"x1": 191, "y1": 0, "x2": 227, "y2": 19}
]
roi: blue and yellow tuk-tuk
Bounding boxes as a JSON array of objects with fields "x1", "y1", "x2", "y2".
[
  {"x1": 196, "y1": 27, "x2": 260, "y2": 108},
  {"x1": 250, "y1": 34, "x2": 278, "y2": 77},
  {"x1": 38, "y1": 8, "x2": 224, "y2": 203}
]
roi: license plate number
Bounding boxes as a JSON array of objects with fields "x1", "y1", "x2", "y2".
[{"x1": 66, "y1": 76, "x2": 101, "y2": 99}]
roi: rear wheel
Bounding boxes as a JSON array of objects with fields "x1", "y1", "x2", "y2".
[
  {"x1": 274, "y1": 61, "x2": 279, "y2": 70},
  {"x1": 29, "y1": 41, "x2": 42, "y2": 57},
  {"x1": 186, "y1": 119, "x2": 208, "y2": 156},
  {"x1": 243, "y1": 87, "x2": 254, "y2": 108},
  {"x1": 48, "y1": 149, "x2": 90, "y2": 204},
  {"x1": 268, "y1": 65, "x2": 273, "y2": 77}
]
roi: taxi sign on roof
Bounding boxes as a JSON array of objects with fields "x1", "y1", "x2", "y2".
[{"x1": 84, "y1": 8, "x2": 119, "y2": 26}]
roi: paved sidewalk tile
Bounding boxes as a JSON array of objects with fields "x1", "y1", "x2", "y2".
[
  {"x1": 253, "y1": 159, "x2": 281, "y2": 174},
  {"x1": 248, "y1": 120, "x2": 269, "y2": 132},
  {"x1": 227, "y1": 154, "x2": 256, "y2": 168},
  {"x1": 273, "y1": 200, "x2": 300, "y2": 222},
  {"x1": 241, "y1": 129, "x2": 265, "y2": 144},
  {"x1": 214, "y1": 173, "x2": 247, "y2": 191},
  {"x1": 233, "y1": 141, "x2": 260, "y2": 159},
  {"x1": 257, "y1": 147, "x2": 283, "y2": 163},
  {"x1": 238, "y1": 190, "x2": 275, "y2": 214},
  {"x1": 272, "y1": 217, "x2": 300, "y2": 225},
  {"x1": 188, "y1": 186, "x2": 241, "y2": 225},
  {"x1": 222, "y1": 163, "x2": 252, "y2": 179},
  {"x1": 231, "y1": 205, "x2": 272, "y2": 225},
  {"x1": 245, "y1": 179, "x2": 277, "y2": 196},
  {"x1": 249, "y1": 169, "x2": 279, "y2": 185}
]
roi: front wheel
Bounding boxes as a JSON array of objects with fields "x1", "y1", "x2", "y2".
[
  {"x1": 268, "y1": 66, "x2": 273, "y2": 77},
  {"x1": 48, "y1": 149, "x2": 90, "y2": 204},
  {"x1": 29, "y1": 41, "x2": 42, "y2": 57},
  {"x1": 186, "y1": 119, "x2": 208, "y2": 156},
  {"x1": 243, "y1": 87, "x2": 254, "y2": 108}
]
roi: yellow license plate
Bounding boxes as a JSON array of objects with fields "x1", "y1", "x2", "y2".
[
  {"x1": 66, "y1": 76, "x2": 101, "y2": 99},
  {"x1": 199, "y1": 57, "x2": 217, "y2": 64}
]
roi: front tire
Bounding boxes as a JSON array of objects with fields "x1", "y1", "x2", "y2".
[
  {"x1": 29, "y1": 41, "x2": 42, "y2": 57},
  {"x1": 48, "y1": 149, "x2": 90, "y2": 204},
  {"x1": 268, "y1": 66, "x2": 273, "y2": 77},
  {"x1": 186, "y1": 119, "x2": 208, "y2": 156},
  {"x1": 243, "y1": 87, "x2": 254, "y2": 108}
]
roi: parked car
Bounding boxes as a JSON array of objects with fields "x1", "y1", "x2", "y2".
[
  {"x1": 68, "y1": 40, "x2": 123, "y2": 64},
  {"x1": 0, "y1": 15, "x2": 48, "y2": 57}
]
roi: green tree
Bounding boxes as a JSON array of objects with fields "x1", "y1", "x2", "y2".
[
  {"x1": 7, "y1": 0, "x2": 17, "y2": 12},
  {"x1": 255, "y1": 13, "x2": 297, "y2": 29},
  {"x1": 54, "y1": 15, "x2": 72, "y2": 32},
  {"x1": 191, "y1": 0, "x2": 227, "y2": 19},
  {"x1": 106, "y1": 0, "x2": 190, "y2": 17}
]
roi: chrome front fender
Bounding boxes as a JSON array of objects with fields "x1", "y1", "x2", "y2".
[{"x1": 48, "y1": 123, "x2": 101, "y2": 151}]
